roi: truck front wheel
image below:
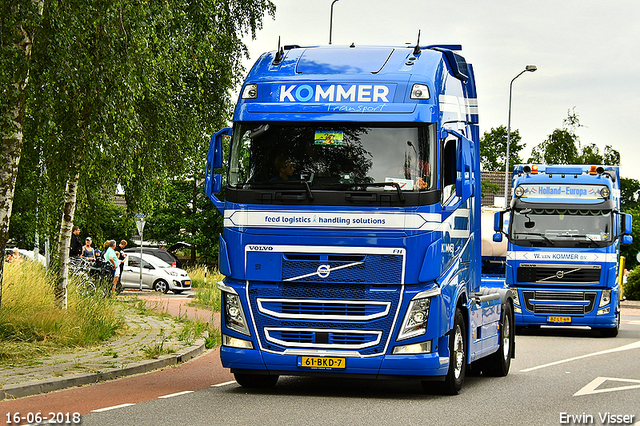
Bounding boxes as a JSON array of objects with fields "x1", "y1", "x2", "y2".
[
  {"x1": 425, "y1": 308, "x2": 466, "y2": 395},
  {"x1": 234, "y1": 373, "x2": 279, "y2": 389}
]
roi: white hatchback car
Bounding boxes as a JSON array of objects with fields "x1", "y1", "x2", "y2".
[{"x1": 120, "y1": 253, "x2": 191, "y2": 294}]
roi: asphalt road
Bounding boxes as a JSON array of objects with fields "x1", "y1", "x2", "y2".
[
  {"x1": 80, "y1": 314, "x2": 640, "y2": 426},
  {"x1": 2, "y1": 293, "x2": 638, "y2": 426}
]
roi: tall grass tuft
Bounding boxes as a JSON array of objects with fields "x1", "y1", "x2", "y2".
[
  {"x1": 0, "y1": 261, "x2": 124, "y2": 363},
  {"x1": 186, "y1": 265, "x2": 223, "y2": 312}
]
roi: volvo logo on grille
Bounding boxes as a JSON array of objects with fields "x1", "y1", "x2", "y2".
[
  {"x1": 317, "y1": 264, "x2": 331, "y2": 278},
  {"x1": 556, "y1": 271, "x2": 565, "y2": 279}
]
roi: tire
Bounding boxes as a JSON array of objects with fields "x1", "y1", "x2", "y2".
[
  {"x1": 482, "y1": 302, "x2": 514, "y2": 377},
  {"x1": 234, "y1": 373, "x2": 279, "y2": 389},
  {"x1": 154, "y1": 279, "x2": 169, "y2": 294},
  {"x1": 427, "y1": 308, "x2": 466, "y2": 395}
]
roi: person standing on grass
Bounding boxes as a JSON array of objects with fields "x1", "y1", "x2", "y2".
[
  {"x1": 114, "y1": 240, "x2": 128, "y2": 293},
  {"x1": 104, "y1": 240, "x2": 120, "y2": 296}
]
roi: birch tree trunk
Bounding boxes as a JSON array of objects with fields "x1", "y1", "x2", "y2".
[
  {"x1": 55, "y1": 171, "x2": 80, "y2": 310},
  {"x1": 0, "y1": 6, "x2": 40, "y2": 308}
]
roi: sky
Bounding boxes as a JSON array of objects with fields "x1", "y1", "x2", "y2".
[{"x1": 238, "y1": 0, "x2": 640, "y2": 181}]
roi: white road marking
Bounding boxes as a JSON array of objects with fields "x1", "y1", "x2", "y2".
[
  {"x1": 212, "y1": 380, "x2": 237, "y2": 387},
  {"x1": 92, "y1": 403, "x2": 136, "y2": 412},
  {"x1": 158, "y1": 390, "x2": 194, "y2": 398},
  {"x1": 574, "y1": 377, "x2": 640, "y2": 396},
  {"x1": 521, "y1": 340, "x2": 640, "y2": 372}
]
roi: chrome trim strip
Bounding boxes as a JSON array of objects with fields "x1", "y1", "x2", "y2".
[
  {"x1": 282, "y1": 349, "x2": 364, "y2": 357},
  {"x1": 413, "y1": 286, "x2": 441, "y2": 300},
  {"x1": 264, "y1": 327, "x2": 382, "y2": 350},
  {"x1": 216, "y1": 280, "x2": 237, "y2": 295},
  {"x1": 257, "y1": 298, "x2": 391, "y2": 320}
]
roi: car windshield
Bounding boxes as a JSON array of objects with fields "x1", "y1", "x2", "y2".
[
  {"x1": 510, "y1": 208, "x2": 614, "y2": 247},
  {"x1": 228, "y1": 122, "x2": 436, "y2": 191}
]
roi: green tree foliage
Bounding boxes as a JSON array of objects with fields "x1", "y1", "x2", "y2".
[
  {"x1": 528, "y1": 108, "x2": 620, "y2": 166},
  {"x1": 624, "y1": 264, "x2": 640, "y2": 300},
  {"x1": 480, "y1": 125, "x2": 524, "y2": 172},
  {"x1": 4, "y1": 0, "x2": 276, "y2": 307}
]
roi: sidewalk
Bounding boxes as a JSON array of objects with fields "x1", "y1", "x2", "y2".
[{"x1": 0, "y1": 293, "x2": 212, "y2": 400}]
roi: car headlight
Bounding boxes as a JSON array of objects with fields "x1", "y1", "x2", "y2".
[
  {"x1": 166, "y1": 270, "x2": 178, "y2": 277},
  {"x1": 225, "y1": 293, "x2": 250, "y2": 335},
  {"x1": 398, "y1": 297, "x2": 430, "y2": 341},
  {"x1": 599, "y1": 290, "x2": 611, "y2": 307}
]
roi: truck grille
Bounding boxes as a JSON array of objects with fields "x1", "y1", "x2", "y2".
[
  {"x1": 282, "y1": 253, "x2": 403, "y2": 285},
  {"x1": 517, "y1": 263, "x2": 601, "y2": 284},
  {"x1": 248, "y1": 282, "x2": 401, "y2": 356},
  {"x1": 522, "y1": 290, "x2": 597, "y2": 315}
]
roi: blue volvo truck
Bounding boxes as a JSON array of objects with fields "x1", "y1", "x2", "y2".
[
  {"x1": 493, "y1": 164, "x2": 632, "y2": 337},
  {"x1": 205, "y1": 42, "x2": 514, "y2": 394}
]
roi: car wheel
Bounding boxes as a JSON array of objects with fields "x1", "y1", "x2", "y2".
[{"x1": 154, "y1": 280, "x2": 169, "y2": 294}]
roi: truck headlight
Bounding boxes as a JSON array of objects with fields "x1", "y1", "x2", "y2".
[
  {"x1": 510, "y1": 288, "x2": 520, "y2": 307},
  {"x1": 225, "y1": 293, "x2": 250, "y2": 335},
  {"x1": 398, "y1": 297, "x2": 430, "y2": 341},
  {"x1": 599, "y1": 290, "x2": 611, "y2": 308}
]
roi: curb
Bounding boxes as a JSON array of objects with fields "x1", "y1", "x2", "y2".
[{"x1": 0, "y1": 338, "x2": 206, "y2": 400}]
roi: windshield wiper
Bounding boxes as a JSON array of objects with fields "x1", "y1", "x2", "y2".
[
  {"x1": 249, "y1": 180, "x2": 314, "y2": 201},
  {"x1": 514, "y1": 232, "x2": 555, "y2": 245},
  {"x1": 325, "y1": 182, "x2": 406, "y2": 202}
]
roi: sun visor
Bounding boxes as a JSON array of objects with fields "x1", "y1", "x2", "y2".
[{"x1": 296, "y1": 48, "x2": 394, "y2": 74}]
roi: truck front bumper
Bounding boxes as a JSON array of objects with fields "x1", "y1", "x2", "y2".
[{"x1": 220, "y1": 346, "x2": 449, "y2": 378}]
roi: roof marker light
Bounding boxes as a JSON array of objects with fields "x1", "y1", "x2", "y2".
[
  {"x1": 590, "y1": 165, "x2": 597, "y2": 175},
  {"x1": 410, "y1": 84, "x2": 430, "y2": 100},
  {"x1": 531, "y1": 164, "x2": 538, "y2": 174}
]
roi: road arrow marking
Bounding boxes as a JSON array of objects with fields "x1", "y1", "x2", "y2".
[{"x1": 574, "y1": 376, "x2": 640, "y2": 396}]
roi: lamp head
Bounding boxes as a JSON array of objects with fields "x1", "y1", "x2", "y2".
[{"x1": 525, "y1": 65, "x2": 537, "y2": 72}]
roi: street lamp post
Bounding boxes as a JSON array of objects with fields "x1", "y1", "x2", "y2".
[
  {"x1": 329, "y1": 0, "x2": 339, "y2": 45},
  {"x1": 504, "y1": 65, "x2": 537, "y2": 208}
]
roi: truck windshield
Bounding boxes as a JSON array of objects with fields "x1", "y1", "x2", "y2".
[
  {"x1": 510, "y1": 208, "x2": 613, "y2": 247},
  {"x1": 228, "y1": 122, "x2": 436, "y2": 191}
]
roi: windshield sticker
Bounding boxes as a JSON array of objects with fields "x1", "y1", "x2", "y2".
[
  {"x1": 384, "y1": 177, "x2": 413, "y2": 191},
  {"x1": 314, "y1": 131, "x2": 343, "y2": 145}
]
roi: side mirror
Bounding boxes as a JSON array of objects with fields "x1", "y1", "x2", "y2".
[
  {"x1": 454, "y1": 135, "x2": 473, "y2": 200},
  {"x1": 624, "y1": 213, "x2": 633, "y2": 235},
  {"x1": 205, "y1": 127, "x2": 231, "y2": 215},
  {"x1": 622, "y1": 235, "x2": 633, "y2": 245},
  {"x1": 493, "y1": 211, "x2": 504, "y2": 233},
  {"x1": 493, "y1": 233, "x2": 503, "y2": 243}
]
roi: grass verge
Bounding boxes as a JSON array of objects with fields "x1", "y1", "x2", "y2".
[{"x1": 0, "y1": 261, "x2": 125, "y2": 364}]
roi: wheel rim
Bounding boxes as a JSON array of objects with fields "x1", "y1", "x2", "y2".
[
  {"x1": 156, "y1": 281, "x2": 167, "y2": 293},
  {"x1": 502, "y1": 314, "x2": 511, "y2": 361},
  {"x1": 453, "y1": 324, "x2": 464, "y2": 379}
]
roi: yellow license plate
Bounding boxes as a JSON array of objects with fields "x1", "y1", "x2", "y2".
[
  {"x1": 298, "y1": 356, "x2": 346, "y2": 369},
  {"x1": 548, "y1": 316, "x2": 572, "y2": 323},
  {"x1": 184, "y1": 280, "x2": 191, "y2": 286}
]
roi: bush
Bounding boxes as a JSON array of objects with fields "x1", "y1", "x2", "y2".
[{"x1": 624, "y1": 267, "x2": 640, "y2": 300}]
